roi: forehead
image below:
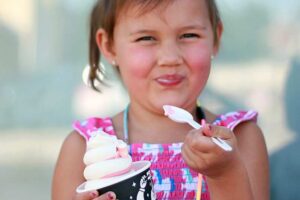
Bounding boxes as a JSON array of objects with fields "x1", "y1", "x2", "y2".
[
  {"x1": 118, "y1": 0, "x2": 172, "y2": 18},
  {"x1": 116, "y1": 0, "x2": 209, "y2": 25}
]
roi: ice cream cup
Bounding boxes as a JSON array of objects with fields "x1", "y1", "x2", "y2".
[{"x1": 77, "y1": 161, "x2": 156, "y2": 200}]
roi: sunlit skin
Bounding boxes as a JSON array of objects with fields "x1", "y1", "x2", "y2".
[
  {"x1": 52, "y1": 0, "x2": 269, "y2": 200},
  {"x1": 100, "y1": 0, "x2": 218, "y2": 114}
]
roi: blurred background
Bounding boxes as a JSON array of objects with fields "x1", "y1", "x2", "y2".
[{"x1": 0, "y1": 0, "x2": 299, "y2": 199}]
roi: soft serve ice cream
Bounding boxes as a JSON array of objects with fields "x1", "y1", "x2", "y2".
[
  {"x1": 82, "y1": 130, "x2": 132, "y2": 190},
  {"x1": 77, "y1": 129, "x2": 155, "y2": 199}
]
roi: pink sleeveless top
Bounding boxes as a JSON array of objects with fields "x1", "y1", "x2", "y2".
[{"x1": 73, "y1": 110, "x2": 257, "y2": 200}]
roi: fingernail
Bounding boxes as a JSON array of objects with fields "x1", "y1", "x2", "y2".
[
  {"x1": 201, "y1": 119, "x2": 206, "y2": 126},
  {"x1": 108, "y1": 192, "x2": 116, "y2": 200},
  {"x1": 202, "y1": 123, "x2": 212, "y2": 136},
  {"x1": 90, "y1": 191, "x2": 98, "y2": 198}
]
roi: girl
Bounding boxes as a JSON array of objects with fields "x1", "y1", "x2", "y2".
[{"x1": 52, "y1": 0, "x2": 269, "y2": 199}]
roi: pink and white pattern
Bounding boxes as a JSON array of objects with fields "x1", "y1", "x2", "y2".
[{"x1": 73, "y1": 110, "x2": 258, "y2": 200}]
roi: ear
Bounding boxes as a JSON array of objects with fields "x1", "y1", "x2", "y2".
[
  {"x1": 95, "y1": 29, "x2": 116, "y2": 64},
  {"x1": 213, "y1": 21, "x2": 223, "y2": 56}
]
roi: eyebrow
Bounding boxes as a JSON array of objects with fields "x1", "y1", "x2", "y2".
[
  {"x1": 129, "y1": 25, "x2": 207, "y2": 35},
  {"x1": 129, "y1": 29, "x2": 156, "y2": 36},
  {"x1": 181, "y1": 25, "x2": 207, "y2": 30},
  {"x1": 129, "y1": 25, "x2": 207, "y2": 36}
]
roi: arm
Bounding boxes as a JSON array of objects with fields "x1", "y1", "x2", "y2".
[
  {"x1": 52, "y1": 131, "x2": 87, "y2": 199},
  {"x1": 207, "y1": 121, "x2": 269, "y2": 200},
  {"x1": 235, "y1": 121, "x2": 269, "y2": 200}
]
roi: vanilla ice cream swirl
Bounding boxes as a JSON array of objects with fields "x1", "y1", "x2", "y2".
[{"x1": 83, "y1": 130, "x2": 132, "y2": 181}]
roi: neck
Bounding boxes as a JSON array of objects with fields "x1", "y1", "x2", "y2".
[{"x1": 123, "y1": 103, "x2": 200, "y2": 144}]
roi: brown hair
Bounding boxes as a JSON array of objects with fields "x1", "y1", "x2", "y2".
[{"x1": 88, "y1": 0, "x2": 221, "y2": 91}]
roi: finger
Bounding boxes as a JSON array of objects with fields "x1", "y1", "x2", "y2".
[
  {"x1": 95, "y1": 192, "x2": 116, "y2": 200},
  {"x1": 186, "y1": 130, "x2": 216, "y2": 153},
  {"x1": 210, "y1": 125, "x2": 233, "y2": 140},
  {"x1": 208, "y1": 126, "x2": 235, "y2": 152},
  {"x1": 191, "y1": 125, "x2": 232, "y2": 153},
  {"x1": 182, "y1": 132, "x2": 214, "y2": 164},
  {"x1": 203, "y1": 124, "x2": 213, "y2": 136},
  {"x1": 74, "y1": 190, "x2": 98, "y2": 200},
  {"x1": 186, "y1": 136, "x2": 224, "y2": 159},
  {"x1": 181, "y1": 142, "x2": 201, "y2": 170},
  {"x1": 182, "y1": 138, "x2": 222, "y2": 173},
  {"x1": 201, "y1": 120, "x2": 213, "y2": 137}
]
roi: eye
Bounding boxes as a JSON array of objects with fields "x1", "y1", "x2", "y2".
[
  {"x1": 180, "y1": 33, "x2": 200, "y2": 39},
  {"x1": 135, "y1": 36, "x2": 155, "y2": 42}
]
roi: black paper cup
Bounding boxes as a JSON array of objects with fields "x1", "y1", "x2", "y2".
[{"x1": 77, "y1": 161, "x2": 156, "y2": 200}]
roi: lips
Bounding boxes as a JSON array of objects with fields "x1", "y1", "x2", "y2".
[{"x1": 155, "y1": 74, "x2": 184, "y2": 86}]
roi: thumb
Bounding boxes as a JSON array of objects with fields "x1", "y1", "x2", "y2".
[
  {"x1": 99, "y1": 192, "x2": 116, "y2": 200},
  {"x1": 74, "y1": 190, "x2": 98, "y2": 200},
  {"x1": 201, "y1": 119, "x2": 213, "y2": 137}
]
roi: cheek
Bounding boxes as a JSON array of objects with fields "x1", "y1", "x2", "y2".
[
  {"x1": 119, "y1": 46, "x2": 155, "y2": 78},
  {"x1": 185, "y1": 45, "x2": 212, "y2": 72},
  {"x1": 183, "y1": 44, "x2": 212, "y2": 92}
]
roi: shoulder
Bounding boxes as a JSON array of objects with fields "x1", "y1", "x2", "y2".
[
  {"x1": 215, "y1": 110, "x2": 258, "y2": 130},
  {"x1": 62, "y1": 130, "x2": 87, "y2": 152},
  {"x1": 205, "y1": 109, "x2": 264, "y2": 144},
  {"x1": 207, "y1": 109, "x2": 265, "y2": 150},
  {"x1": 204, "y1": 108, "x2": 258, "y2": 131},
  {"x1": 233, "y1": 118, "x2": 266, "y2": 151},
  {"x1": 234, "y1": 119, "x2": 262, "y2": 136},
  {"x1": 55, "y1": 130, "x2": 87, "y2": 171}
]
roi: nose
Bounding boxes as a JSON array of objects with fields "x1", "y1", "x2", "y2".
[{"x1": 157, "y1": 41, "x2": 183, "y2": 67}]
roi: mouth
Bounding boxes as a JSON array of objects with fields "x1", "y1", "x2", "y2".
[{"x1": 155, "y1": 74, "x2": 184, "y2": 87}]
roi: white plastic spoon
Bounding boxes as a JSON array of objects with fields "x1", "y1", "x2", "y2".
[{"x1": 163, "y1": 105, "x2": 232, "y2": 152}]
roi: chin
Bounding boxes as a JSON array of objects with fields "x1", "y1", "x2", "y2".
[
  {"x1": 156, "y1": 96, "x2": 198, "y2": 109},
  {"x1": 154, "y1": 100, "x2": 185, "y2": 109},
  {"x1": 149, "y1": 92, "x2": 194, "y2": 110}
]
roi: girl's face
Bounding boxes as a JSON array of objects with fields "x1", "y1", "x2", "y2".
[{"x1": 102, "y1": 0, "x2": 221, "y2": 112}]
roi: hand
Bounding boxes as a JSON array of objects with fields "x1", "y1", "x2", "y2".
[
  {"x1": 72, "y1": 191, "x2": 116, "y2": 200},
  {"x1": 182, "y1": 124, "x2": 242, "y2": 178}
]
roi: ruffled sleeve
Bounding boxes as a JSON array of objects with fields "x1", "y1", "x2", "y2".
[
  {"x1": 72, "y1": 117, "x2": 115, "y2": 141},
  {"x1": 213, "y1": 110, "x2": 258, "y2": 131}
]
